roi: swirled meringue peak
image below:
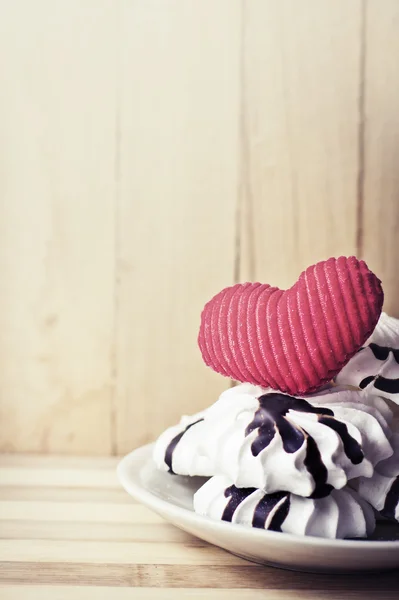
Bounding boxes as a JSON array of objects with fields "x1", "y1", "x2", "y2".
[
  {"x1": 336, "y1": 313, "x2": 399, "y2": 405},
  {"x1": 153, "y1": 384, "x2": 393, "y2": 498},
  {"x1": 356, "y1": 432, "x2": 399, "y2": 522},
  {"x1": 193, "y1": 475, "x2": 375, "y2": 539}
]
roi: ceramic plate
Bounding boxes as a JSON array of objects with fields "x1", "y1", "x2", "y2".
[{"x1": 117, "y1": 444, "x2": 399, "y2": 574}]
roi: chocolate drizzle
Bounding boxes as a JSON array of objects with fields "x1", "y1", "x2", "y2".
[
  {"x1": 222, "y1": 485, "x2": 290, "y2": 531},
  {"x1": 359, "y1": 375, "x2": 376, "y2": 389},
  {"x1": 360, "y1": 375, "x2": 399, "y2": 395},
  {"x1": 318, "y1": 417, "x2": 363, "y2": 464},
  {"x1": 252, "y1": 491, "x2": 290, "y2": 531},
  {"x1": 222, "y1": 485, "x2": 256, "y2": 522},
  {"x1": 374, "y1": 377, "x2": 399, "y2": 394},
  {"x1": 245, "y1": 393, "x2": 332, "y2": 456},
  {"x1": 356, "y1": 344, "x2": 399, "y2": 394},
  {"x1": 305, "y1": 436, "x2": 333, "y2": 499},
  {"x1": 381, "y1": 476, "x2": 399, "y2": 520},
  {"x1": 245, "y1": 393, "x2": 363, "y2": 498},
  {"x1": 164, "y1": 418, "x2": 204, "y2": 474},
  {"x1": 369, "y1": 343, "x2": 399, "y2": 363}
]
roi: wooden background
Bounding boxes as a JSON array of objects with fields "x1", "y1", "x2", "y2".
[{"x1": 0, "y1": 0, "x2": 398, "y2": 456}]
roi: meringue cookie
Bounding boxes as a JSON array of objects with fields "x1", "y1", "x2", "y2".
[
  {"x1": 153, "y1": 384, "x2": 393, "y2": 498},
  {"x1": 367, "y1": 312, "x2": 399, "y2": 346},
  {"x1": 356, "y1": 433, "x2": 399, "y2": 522},
  {"x1": 336, "y1": 313, "x2": 399, "y2": 405},
  {"x1": 193, "y1": 475, "x2": 375, "y2": 539}
]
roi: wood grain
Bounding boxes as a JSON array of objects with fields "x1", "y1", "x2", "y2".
[
  {"x1": 0, "y1": 520, "x2": 193, "y2": 543},
  {"x1": 0, "y1": 540, "x2": 246, "y2": 565},
  {"x1": 1, "y1": 563, "x2": 399, "y2": 595},
  {"x1": 1, "y1": 588, "x2": 344, "y2": 600},
  {"x1": 239, "y1": 0, "x2": 361, "y2": 285},
  {"x1": 0, "y1": 501, "x2": 166, "y2": 525},
  {"x1": 0, "y1": 458, "x2": 120, "y2": 488},
  {"x1": 361, "y1": 0, "x2": 399, "y2": 317},
  {"x1": 0, "y1": 1, "x2": 117, "y2": 454},
  {"x1": 114, "y1": 0, "x2": 240, "y2": 453},
  {"x1": 0, "y1": 486, "x2": 128, "y2": 503},
  {"x1": 0, "y1": 456, "x2": 398, "y2": 599},
  {"x1": 0, "y1": 1, "x2": 399, "y2": 454},
  {"x1": 1, "y1": 588, "x2": 397, "y2": 600}
]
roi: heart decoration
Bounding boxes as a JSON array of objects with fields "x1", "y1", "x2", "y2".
[{"x1": 198, "y1": 257, "x2": 383, "y2": 395}]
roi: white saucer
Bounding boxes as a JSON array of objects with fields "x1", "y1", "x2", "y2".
[{"x1": 117, "y1": 444, "x2": 399, "y2": 574}]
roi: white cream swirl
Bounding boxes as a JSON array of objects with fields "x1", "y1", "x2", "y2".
[
  {"x1": 193, "y1": 475, "x2": 375, "y2": 539},
  {"x1": 356, "y1": 432, "x2": 399, "y2": 522},
  {"x1": 153, "y1": 384, "x2": 393, "y2": 498},
  {"x1": 336, "y1": 313, "x2": 399, "y2": 405}
]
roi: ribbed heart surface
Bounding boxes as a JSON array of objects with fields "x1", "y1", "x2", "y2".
[{"x1": 198, "y1": 257, "x2": 383, "y2": 395}]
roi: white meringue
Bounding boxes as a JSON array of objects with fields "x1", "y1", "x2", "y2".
[
  {"x1": 193, "y1": 475, "x2": 375, "y2": 539},
  {"x1": 356, "y1": 433, "x2": 399, "y2": 522},
  {"x1": 336, "y1": 313, "x2": 399, "y2": 405},
  {"x1": 367, "y1": 312, "x2": 399, "y2": 346},
  {"x1": 153, "y1": 384, "x2": 393, "y2": 497}
]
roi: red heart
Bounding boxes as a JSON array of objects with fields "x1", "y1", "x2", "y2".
[{"x1": 198, "y1": 257, "x2": 383, "y2": 395}]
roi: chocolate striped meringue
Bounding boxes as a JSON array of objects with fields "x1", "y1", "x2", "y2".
[
  {"x1": 193, "y1": 475, "x2": 375, "y2": 539},
  {"x1": 356, "y1": 432, "x2": 399, "y2": 522},
  {"x1": 336, "y1": 313, "x2": 399, "y2": 405},
  {"x1": 153, "y1": 383, "x2": 393, "y2": 498}
]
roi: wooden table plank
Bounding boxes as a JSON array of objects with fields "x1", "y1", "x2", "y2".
[
  {"x1": 0, "y1": 486, "x2": 129, "y2": 503},
  {"x1": 1, "y1": 587, "x2": 331, "y2": 600},
  {"x1": 0, "y1": 501, "x2": 163, "y2": 524},
  {"x1": 0, "y1": 466, "x2": 120, "y2": 489},
  {"x1": 0, "y1": 454, "x2": 398, "y2": 599},
  {"x1": 1, "y1": 562, "x2": 399, "y2": 594},
  {"x1": 0, "y1": 540, "x2": 247, "y2": 566},
  {"x1": 0, "y1": 455, "x2": 120, "y2": 469},
  {"x1": 0, "y1": 520, "x2": 196, "y2": 543}
]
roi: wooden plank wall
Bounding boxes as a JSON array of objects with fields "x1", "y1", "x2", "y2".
[{"x1": 0, "y1": 0, "x2": 398, "y2": 455}]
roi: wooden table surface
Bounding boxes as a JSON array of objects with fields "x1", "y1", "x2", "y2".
[{"x1": 0, "y1": 455, "x2": 398, "y2": 599}]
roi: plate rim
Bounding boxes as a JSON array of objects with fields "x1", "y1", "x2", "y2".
[{"x1": 117, "y1": 443, "x2": 399, "y2": 551}]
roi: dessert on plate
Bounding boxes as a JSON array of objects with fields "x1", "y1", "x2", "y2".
[{"x1": 153, "y1": 257, "x2": 399, "y2": 539}]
